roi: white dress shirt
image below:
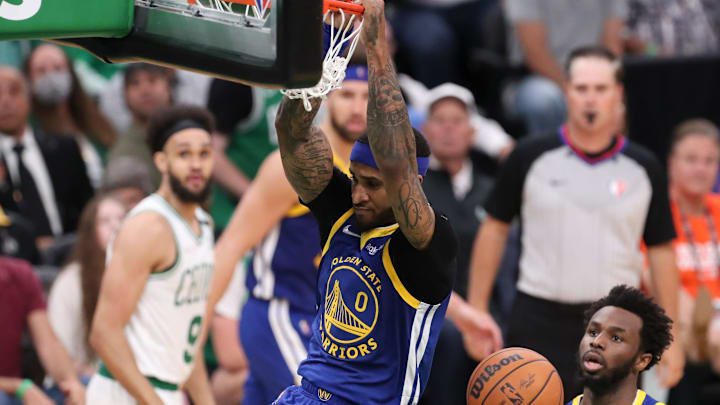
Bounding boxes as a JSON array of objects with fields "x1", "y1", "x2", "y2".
[
  {"x1": 429, "y1": 157, "x2": 474, "y2": 200},
  {"x1": 0, "y1": 128, "x2": 64, "y2": 235}
]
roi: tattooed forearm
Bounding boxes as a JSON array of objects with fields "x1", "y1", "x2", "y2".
[
  {"x1": 275, "y1": 96, "x2": 333, "y2": 202},
  {"x1": 366, "y1": 61, "x2": 415, "y2": 164},
  {"x1": 275, "y1": 96, "x2": 321, "y2": 138},
  {"x1": 365, "y1": 52, "x2": 435, "y2": 249},
  {"x1": 397, "y1": 182, "x2": 423, "y2": 227}
]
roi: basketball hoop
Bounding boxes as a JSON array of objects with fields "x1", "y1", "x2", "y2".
[{"x1": 281, "y1": 0, "x2": 365, "y2": 111}]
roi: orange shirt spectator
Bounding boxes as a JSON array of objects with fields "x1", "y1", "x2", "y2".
[
  {"x1": 670, "y1": 194, "x2": 720, "y2": 303},
  {"x1": 666, "y1": 118, "x2": 720, "y2": 405}
]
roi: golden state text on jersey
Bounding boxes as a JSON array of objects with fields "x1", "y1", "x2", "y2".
[{"x1": 298, "y1": 209, "x2": 450, "y2": 405}]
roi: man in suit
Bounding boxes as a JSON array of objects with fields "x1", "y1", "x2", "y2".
[{"x1": 0, "y1": 65, "x2": 93, "y2": 251}]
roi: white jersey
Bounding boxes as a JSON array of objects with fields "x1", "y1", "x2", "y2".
[{"x1": 110, "y1": 194, "x2": 214, "y2": 385}]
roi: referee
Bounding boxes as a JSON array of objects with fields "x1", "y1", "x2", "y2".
[{"x1": 467, "y1": 46, "x2": 684, "y2": 401}]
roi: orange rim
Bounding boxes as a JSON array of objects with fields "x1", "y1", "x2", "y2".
[{"x1": 324, "y1": 0, "x2": 364, "y2": 16}]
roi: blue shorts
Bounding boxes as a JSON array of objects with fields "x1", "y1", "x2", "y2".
[
  {"x1": 273, "y1": 380, "x2": 355, "y2": 405},
  {"x1": 240, "y1": 297, "x2": 314, "y2": 405}
]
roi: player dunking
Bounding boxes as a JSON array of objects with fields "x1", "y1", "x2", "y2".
[
  {"x1": 86, "y1": 106, "x2": 217, "y2": 405},
  {"x1": 213, "y1": 67, "x2": 369, "y2": 405},
  {"x1": 569, "y1": 285, "x2": 673, "y2": 405},
  {"x1": 271, "y1": 1, "x2": 457, "y2": 403}
]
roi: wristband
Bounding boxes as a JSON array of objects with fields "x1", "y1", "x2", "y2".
[{"x1": 15, "y1": 379, "x2": 33, "y2": 399}]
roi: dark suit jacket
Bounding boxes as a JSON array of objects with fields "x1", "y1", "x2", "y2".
[{"x1": 0, "y1": 131, "x2": 94, "y2": 235}]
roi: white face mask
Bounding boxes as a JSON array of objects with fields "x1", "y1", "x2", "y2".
[{"x1": 32, "y1": 70, "x2": 73, "y2": 105}]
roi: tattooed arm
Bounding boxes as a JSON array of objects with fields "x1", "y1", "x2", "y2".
[
  {"x1": 274, "y1": 96, "x2": 334, "y2": 203},
  {"x1": 361, "y1": 0, "x2": 435, "y2": 250}
]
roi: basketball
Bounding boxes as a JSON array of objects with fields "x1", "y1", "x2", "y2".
[{"x1": 466, "y1": 347, "x2": 564, "y2": 405}]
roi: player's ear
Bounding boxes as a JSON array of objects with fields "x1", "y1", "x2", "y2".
[
  {"x1": 634, "y1": 352, "x2": 652, "y2": 373},
  {"x1": 154, "y1": 150, "x2": 168, "y2": 173},
  {"x1": 418, "y1": 175, "x2": 423, "y2": 184}
]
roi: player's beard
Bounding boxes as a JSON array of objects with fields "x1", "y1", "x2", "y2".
[
  {"x1": 331, "y1": 112, "x2": 363, "y2": 143},
  {"x1": 169, "y1": 171, "x2": 212, "y2": 204},
  {"x1": 579, "y1": 354, "x2": 636, "y2": 397},
  {"x1": 355, "y1": 206, "x2": 395, "y2": 232}
]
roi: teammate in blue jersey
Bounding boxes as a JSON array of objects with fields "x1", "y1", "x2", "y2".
[
  {"x1": 568, "y1": 285, "x2": 673, "y2": 405},
  {"x1": 212, "y1": 66, "x2": 369, "y2": 405},
  {"x1": 269, "y1": 1, "x2": 458, "y2": 403}
]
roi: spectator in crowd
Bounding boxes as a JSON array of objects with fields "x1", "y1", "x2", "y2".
[
  {"x1": 0, "y1": 163, "x2": 38, "y2": 263},
  {"x1": 100, "y1": 67, "x2": 211, "y2": 136},
  {"x1": 665, "y1": 119, "x2": 720, "y2": 404},
  {"x1": 389, "y1": 0, "x2": 497, "y2": 88},
  {"x1": 0, "y1": 256, "x2": 86, "y2": 405},
  {"x1": 24, "y1": 44, "x2": 117, "y2": 189},
  {"x1": 397, "y1": 78, "x2": 515, "y2": 160},
  {"x1": 99, "y1": 156, "x2": 153, "y2": 210},
  {"x1": 625, "y1": 0, "x2": 720, "y2": 57},
  {"x1": 47, "y1": 194, "x2": 126, "y2": 381},
  {"x1": 423, "y1": 83, "x2": 498, "y2": 294},
  {"x1": 419, "y1": 83, "x2": 505, "y2": 405},
  {"x1": 503, "y1": 0, "x2": 626, "y2": 136},
  {"x1": 206, "y1": 80, "x2": 282, "y2": 230},
  {"x1": 107, "y1": 63, "x2": 173, "y2": 189},
  {"x1": 467, "y1": 46, "x2": 684, "y2": 401},
  {"x1": 0, "y1": 66, "x2": 94, "y2": 251},
  {"x1": 0, "y1": 204, "x2": 38, "y2": 264}
]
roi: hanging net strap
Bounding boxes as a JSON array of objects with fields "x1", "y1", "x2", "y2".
[{"x1": 281, "y1": 6, "x2": 364, "y2": 111}]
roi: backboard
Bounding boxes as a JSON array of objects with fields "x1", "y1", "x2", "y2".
[{"x1": 0, "y1": 0, "x2": 323, "y2": 89}]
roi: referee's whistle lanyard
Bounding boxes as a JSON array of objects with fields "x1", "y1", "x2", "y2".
[{"x1": 677, "y1": 200, "x2": 720, "y2": 294}]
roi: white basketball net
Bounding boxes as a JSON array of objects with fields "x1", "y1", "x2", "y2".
[
  {"x1": 194, "y1": 0, "x2": 269, "y2": 23},
  {"x1": 138, "y1": 1, "x2": 269, "y2": 26},
  {"x1": 281, "y1": 9, "x2": 364, "y2": 111}
]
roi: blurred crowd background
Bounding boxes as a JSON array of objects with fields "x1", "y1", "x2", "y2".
[{"x1": 1, "y1": 0, "x2": 720, "y2": 404}]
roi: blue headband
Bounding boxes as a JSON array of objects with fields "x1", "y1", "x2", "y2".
[
  {"x1": 344, "y1": 65, "x2": 368, "y2": 82},
  {"x1": 350, "y1": 142, "x2": 429, "y2": 176}
]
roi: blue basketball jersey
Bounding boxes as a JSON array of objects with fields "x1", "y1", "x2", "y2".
[
  {"x1": 297, "y1": 208, "x2": 450, "y2": 405},
  {"x1": 246, "y1": 207, "x2": 320, "y2": 313},
  {"x1": 246, "y1": 157, "x2": 349, "y2": 313},
  {"x1": 567, "y1": 389, "x2": 664, "y2": 405}
]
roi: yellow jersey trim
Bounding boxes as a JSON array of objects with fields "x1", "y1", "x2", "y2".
[
  {"x1": 333, "y1": 154, "x2": 350, "y2": 176},
  {"x1": 382, "y1": 239, "x2": 420, "y2": 309},
  {"x1": 0, "y1": 206, "x2": 10, "y2": 227},
  {"x1": 286, "y1": 204, "x2": 310, "y2": 218},
  {"x1": 322, "y1": 208, "x2": 355, "y2": 256},
  {"x1": 360, "y1": 223, "x2": 399, "y2": 249},
  {"x1": 632, "y1": 390, "x2": 646, "y2": 405},
  {"x1": 571, "y1": 390, "x2": 660, "y2": 405}
]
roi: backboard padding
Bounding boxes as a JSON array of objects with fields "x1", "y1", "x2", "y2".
[{"x1": 60, "y1": 0, "x2": 323, "y2": 89}]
